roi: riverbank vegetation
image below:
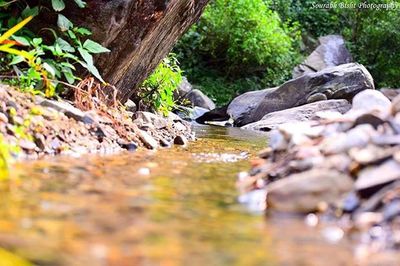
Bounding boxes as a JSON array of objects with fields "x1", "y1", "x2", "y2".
[{"x1": 175, "y1": 0, "x2": 400, "y2": 105}]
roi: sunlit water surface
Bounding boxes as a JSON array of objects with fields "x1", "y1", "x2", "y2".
[{"x1": 0, "y1": 125, "x2": 361, "y2": 265}]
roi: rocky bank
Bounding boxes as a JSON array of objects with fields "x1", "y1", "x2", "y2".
[{"x1": 0, "y1": 85, "x2": 193, "y2": 161}]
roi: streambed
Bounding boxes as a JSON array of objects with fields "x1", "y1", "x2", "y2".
[{"x1": 0, "y1": 126, "x2": 361, "y2": 265}]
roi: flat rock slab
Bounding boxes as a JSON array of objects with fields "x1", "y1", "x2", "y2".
[
  {"x1": 267, "y1": 169, "x2": 353, "y2": 213},
  {"x1": 242, "y1": 99, "x2": 351, "y2": 131},
  {"x1": 355, "y1": 160, "x2": 400, "y2": 197}
]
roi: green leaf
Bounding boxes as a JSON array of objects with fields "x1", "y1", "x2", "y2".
[
  {"x1": 27, "y1": 68, "x2": 41, "y2": 79},
  {"x1": 78, "y1": 47, "x2": 93, "y2": 66},
  {"x1": 57, "y1": 14, "x2": 73, "y2": 31},
  {"x1": 77, "y1": 48, "x2": 105, "y2": 83},
  {"x1": 12, "y1": 36, "x2": 30, "y2": 46},
  {"x1": 56, "y1": 38, "x2": 75, "y2": 52},
  {"x1": 32, "y1": 38, "x2": 42, "y2": 46},
  {"x1": 75, "y1": 27, "x2": 91, "y2": 36},
  {"x1": 51, "y1": 0, "x2": 65, "y2": 11},
  {"x1": 62, "y1": 68, "x2": 75, "y2": 84},
  {"x1": 42, "y1": 62, "x2": 56, "y2": 77},
  {"x1": 60, "y1": 62, "x2": 76, "y2": 70},
  {"x1": 73, "y1": 0, "x2": 86, "y2": 8},
  {"x1": 83, "y1": 40, "x2": 110, "y2": 53},
  {"x1": 9, "y1": 55, "x2": 24, "y2": 65},
  {"x1": 21, "y1": 6, "x2": 39, "y2": 18}
]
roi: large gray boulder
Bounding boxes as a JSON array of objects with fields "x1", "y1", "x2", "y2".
[
  {"x1": 226, "y1": 87, "x2": 277, "y2": 125},
  {"x1": 242, "y1": 99, "x2": 351, "y2": 131},
  {"x1": 229, "y1": 63, "x2": 374, "y2": 126},
  {"x1": 293, "y1": 35, "x2": 353, "y2": 78}
]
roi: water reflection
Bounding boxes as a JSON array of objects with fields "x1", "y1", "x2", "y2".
[{"x1": 0, "y1": 126, "x2": 363, "y2": 265}]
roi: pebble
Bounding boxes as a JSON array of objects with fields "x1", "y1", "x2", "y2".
[{"x1": 173, "y1": 135, "x2": 188, "y2": 146}]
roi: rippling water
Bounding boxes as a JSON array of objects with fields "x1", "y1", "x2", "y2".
[{"x1": 0, "y1": 125, "x2": 361, "y2": 265}]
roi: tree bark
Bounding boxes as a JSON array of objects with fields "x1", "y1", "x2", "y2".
[{"x1": 63, "y1": 0, "x2": 210, "y2": 103}]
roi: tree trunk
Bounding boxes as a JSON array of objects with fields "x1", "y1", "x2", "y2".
[{"x1": 63, "y1": 0, "x2": 209, "y2": 103}]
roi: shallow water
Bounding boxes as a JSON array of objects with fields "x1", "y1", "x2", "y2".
[{"x1": 0, "y1": 125, "x2": 366, "y2": 265}]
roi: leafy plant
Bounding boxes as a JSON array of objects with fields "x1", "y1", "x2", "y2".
[
  {"x1": 140, "y1": 54, "x2": 183, "y2": 116},
  {"x1": 174, "y1": 0, "x2": 301, "y2": 105},
  {"x1": 0, "y1": 0, "x2": 110, "y2": 97}
]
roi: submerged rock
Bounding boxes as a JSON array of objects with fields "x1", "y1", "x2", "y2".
[{"x1": 267, "y1": 169, "x2": 353, "y2": 213}]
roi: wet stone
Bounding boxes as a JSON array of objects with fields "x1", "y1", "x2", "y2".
[
  {"x1": 174, "y1": 135, "x2": 188, "y2": 146},
  {"x1": 355, "y1": 160, "x2": 400, "y2": 197},
  {"x1": 383, "y1": 199, "x2": 400, "y2": 222},
  {"x1": 119, "y1": 141, "x2": 138, "y2": 152},
  {"x1": 342, "y1": 192, "x2": 360, "y2": 213}
]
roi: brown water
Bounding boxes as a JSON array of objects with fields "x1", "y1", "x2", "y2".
[{"x1": 0, "y1": 125, "x2": 370, "y2": 266}]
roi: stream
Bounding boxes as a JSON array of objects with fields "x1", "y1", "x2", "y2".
[{"x1": 0, "y1": 125, "x2": 358, "y2": 266}]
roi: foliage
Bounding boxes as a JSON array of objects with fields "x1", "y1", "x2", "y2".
[
  {"x1": 174, "y1": 0, "x2": 301, "y2": 105},
  {"x1": 272, "y1": 0, "x2": 400, "y2": 88},
  {"x1": 0, "y1": 0, "x2": 110, "y2": 97},
  {"x1": 270, "y1": 0, "x2": 343, "y2": 38},
  {"x1": 140, "y1": 54, "x2": 183, "y2": 116},
  {"x1": 334, "y1": 0, "x2": 400, "y2": 88}
]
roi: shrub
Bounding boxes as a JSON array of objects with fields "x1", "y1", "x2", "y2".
[
  {"x1": 272, "y1": 0, "x2": 400, "y2": 88},
  {"x1": 175, "y1": 0, "x2": 301, "y2": 105},
  {"x1": 139, "y1": 54, "x2": 183, "y2": 116},
  {"x1": 0, "y1": 0, "x2": 110, "y2": 97}
]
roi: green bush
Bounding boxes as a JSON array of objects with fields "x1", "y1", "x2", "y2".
[
  {"x1": 140, "y1": 54, "x2": 183, "y2": 116},
  {"x1": 272, "y1": 0, "x2": 400, "y2": 88},
  {"x1": 336, "y1": 0, "x2": 400, "y2": 88},
  {"x1": 175, "y1": 0, "x2": 301, "y2": 105},
  {"x1": 0, "y1": 0, "x2": 109, "y2": 97}
]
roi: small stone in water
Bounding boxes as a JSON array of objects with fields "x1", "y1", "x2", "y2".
[
  {"x1": 237, "y1": 171, "x2": 249, "y2": 182},
  {"x1": 138, "y1": 168, "x2": 150, "y2": 175},
  {"x1": 321, "y1": 226, "x2": 344, "y2": 243},
  {"x1": 305, "y1": 213, "x2": 319, "y2": 227},
  {"x1": 174, "y1": 135, "x2": 188, "y2": 146},
  {"x1": 342, "y1": 192, "x2": 360, "y2": 213}
]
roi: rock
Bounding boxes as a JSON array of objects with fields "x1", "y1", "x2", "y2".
[
  {"x1": 175, "y1": 77, "x2": 193, "y2": 99},
  {"x1": 231, "y1": 63, "x2": 374, "y2": 126},
  {"x1": 380, "y1": 88, "x2": 400, "y2": 101},
  {"x1": 195, "y1": 105, "x2": 230, "y2": 124},
  {"x1": 137, "y1": 130, "x2": 158, "y2": 149},
  {"x1": 124, "y1": 99, "x2": 137, "y2": 112},
  {"x1": 133, "y1": 111, "x2": 168, "y2": 129},
  {"x1": 342, "y1": 192, "x2": 360, "y2": 213},
  {"x1": 49, "y1": 0, "x2": 210, "y2": 103},
  {"x1": 242, "y1": 100, "x2": 351, "y2": 131},
  {"x1": 173, "y1": 135, "x2": 188, "y2": 146},
  {"x1": 176, "y1": 106, "x2": 209, "y2": 121},
  {"x1": 185, "y1": 89, "x2": 216, "y2": 110},
  {"x1": 19, "y1": 139, "x2": 37, "y2": 151},
  {"x1": 355, "y1": 160, "x2": 400, "y2": 197},
  {"x1": 118, "y1": 141, "x2": 138, "y2": 151},
  {"x1": 347, "y1": 89, "x2": 392, "y2": 119},
  {"x1": 269, "y1": 130, "x2": 288, "y2": 151},
  {"x1": 321, "y1": 124, "x2": 377, "y2": 154},
  {"x1": 383, "y1": 199, "x2": 400, "y2": 222},
  {"x1": 40, "y1": 100, "x2": 90, "y2": 123},
  {"x1": 349, "y1": 145, "x2": 395, "y2": 165},
  {"x1": 266, "y1": 169, "x2": 353, "y2": 213},
  {"x1": 227, "y1": 88, "x2": 276, "y2": 126},
  {"x1": 293, "y1": 35, "x2": 352, "y2": 78}
]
